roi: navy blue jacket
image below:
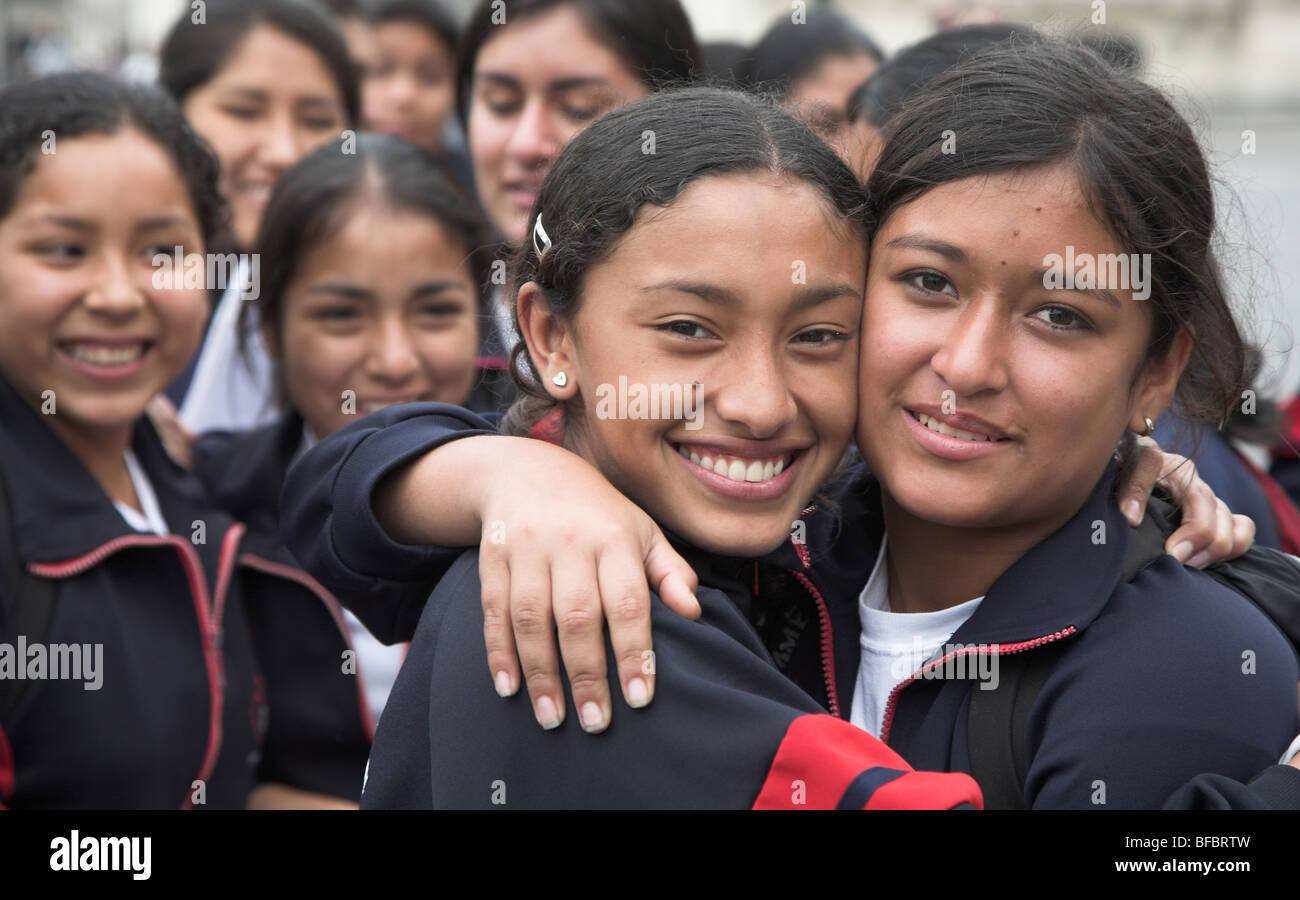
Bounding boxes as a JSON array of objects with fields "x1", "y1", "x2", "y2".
[
  {"x1": 0, "y1": 373, "x2": 266, "y2": 809},
  {"x1": 280, "y1": 403, "x2": 1300, "y2": 809},
  {"x1": 363, "y1": 541, "x2": 982, "y2": 809},
  {"x1": 193, "y1": 411, "x2": 373, "y2": 803}
]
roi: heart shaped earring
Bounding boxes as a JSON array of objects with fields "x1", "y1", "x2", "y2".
[{"x1": 551, "y1": 372, "x2": 567, "y2": 388}]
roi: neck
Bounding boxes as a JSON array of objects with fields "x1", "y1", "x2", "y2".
[
  {"x1": 46, "y1": 416, "x2": 138, "y2": 511},
  {"x1": 881, "y1": 493, "x2": 1073, "y2": 614}
]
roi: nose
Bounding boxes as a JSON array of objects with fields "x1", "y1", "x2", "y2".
[
  {"x1": 365, "y1": 315, "x2": 421, "y2": 386},
  {"x1": 712, "y1": 342, "x2": 799, "y2": 439},
  {"x1": 929, "y1": 297, "x2": 1011, "y2": 398},
  {"x1": 260, "y1": 112, "x2": 307, "y2": 173},
  {"x1": 84, "y1": 250, "x2": 147, "y2": 318},
  {"x1": 504, "y1": 97, "x2": 561, "y2": 170}
]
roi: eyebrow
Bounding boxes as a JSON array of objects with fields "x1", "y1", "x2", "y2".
[
  {"x1": 1030, "y1": 270, "x2": 1122, "y2": 308},
  {"x1": 641, "y1": 279, "x2": 862, "y2": 309},
  {"x1": 476, "y1": 72, "x2": 612, "y2": 93},
  {"x1": 34, "y1": 214, "x2": 193, "y2": 233},
  {"x1": 305, "y1": 281, "x2": 469, "y2": 301},
  {"x1": 221, "y1": 87, "x2": 339, "y2": 109},
  {"x1": 884, "y1": 233, "x2": 968, "y2": 264}
]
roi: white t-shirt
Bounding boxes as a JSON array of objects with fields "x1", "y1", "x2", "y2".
[
  {"x1": 849, "y1": 537, "x2": 984, "y2": 737},
  {"x1": 178, "y1": 264, "x2": 279, "y2": 436},
  {"x1": 293, "y1": 424, "x2": 407, "y2": 725},
  {"x1": 113, "y1": 449, "x2": 170, "y2": 536}
]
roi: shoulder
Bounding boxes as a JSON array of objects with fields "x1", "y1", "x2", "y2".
[{"x1": 1025, "y1": 557, "x2": 1299, "y2": 807}]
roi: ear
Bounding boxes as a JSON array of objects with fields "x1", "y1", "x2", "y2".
[
  {"x1": 516, "y1": 281, "x2": 578, "y2": 400},
  {"x1": 1129, "y1": 328, "x2": 1193, "y2": 434}
]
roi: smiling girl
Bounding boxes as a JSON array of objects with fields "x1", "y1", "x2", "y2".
[
  {"x1": 284, "y1": 53, "x2": 1299, "y2": 806},
  {"x1": 0, "y1": 72, "x2": 327, "y2": 808},
  {"x1": 190, "y1": 134, "x2": 505, "y2": 805},
  {"x1": 351, "y1": 86, "x2": 987, "y2": 808},
  {"x1": 158, "y1": 0, "x2": 359, "y2": 435}
]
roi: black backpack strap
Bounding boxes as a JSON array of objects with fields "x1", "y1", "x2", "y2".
[
  {"x1": 967, "y1": 641, "x2": 1068, "y2": 809},
  {"x1": 967, "y1": 506, "x2": 1171, "y2": 808},
  {"x1": 0, "y1": 471, "x2": 57, "y2": 725}
]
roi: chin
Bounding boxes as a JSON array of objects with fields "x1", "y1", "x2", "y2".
[{"x1": 673, "y1": 515, "x2": 793, "y2": 559}]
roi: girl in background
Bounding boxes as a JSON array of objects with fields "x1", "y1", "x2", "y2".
[
  {"x1": 192, "y1": 133, "x2": 504, "y2": 804},
  {"x1": 0, "y1": 72, "x2": 318, "y2": 809},
  {"x1": 157, "y1": 0, "x2": 358, "y2": 435}
]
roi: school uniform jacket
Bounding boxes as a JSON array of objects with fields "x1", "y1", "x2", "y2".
[
  {"x1": 0, "y1": 373, "x2": 263, "y2": 809},
  {"x1": 192, "y1": 410, "x2": 374, "y2": 803},
  {"x1": 280, "y1": 402, "x2": 1300, "y2": 809}
]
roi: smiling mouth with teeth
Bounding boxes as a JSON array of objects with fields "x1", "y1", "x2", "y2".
[
  {"x1": 908, "y1": 410, "x2": 1007, "y2": 442},
  {"x1": 674, "y1": 444, "x2": 793, "y2": 484},
  {"x1": 62, "y1": 342, "x2": 150, "y2": 365}
]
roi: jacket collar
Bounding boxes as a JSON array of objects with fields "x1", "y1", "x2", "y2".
[
  {"x1": 0, "y1": 372, "x2": 216, "y2": 564},
  {"x1": 191, "y1": 410, "x2": 303, "y2": 531}
]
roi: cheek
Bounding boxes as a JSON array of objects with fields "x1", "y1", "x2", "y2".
[
  {"x1": 280, "y1": 324, "x2": 361, "y2": 411},
  {"x1": 153, "y1": 288, "x2": 209, "y2": 363},
  {"x1": 415, "y1": 323, "x2": 480, "y2": 403}
]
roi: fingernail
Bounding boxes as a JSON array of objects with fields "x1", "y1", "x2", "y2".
[
  {"x1": 494, "y1": 671, "x2": 512, "y2": 697},
  {"x1": 579, "y1": 702, "x2": 605, "y2": 732},
  {"x1": 1169, "y1": 541, "x2": 1194, "y2": 563},
  {"x1": 1122, "y1": 499, "x2": 1142, "y2": 526},
  {"x1": 627, "y1": 677, "x2": 649, "y2": 708},
  {"x1": 535, "y1": 696, "x2": 560, "y2": 730},
  {"x1": 1186, "y1": 551, "x2": 1210, "y2": 569}
]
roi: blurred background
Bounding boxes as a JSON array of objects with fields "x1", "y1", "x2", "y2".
[{"x1": 2, "y1": 0, "x2": 1299, "y2": 395}]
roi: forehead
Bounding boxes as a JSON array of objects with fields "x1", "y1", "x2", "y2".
[
  {"x1": 789, "y1": 52, "x2": 878, "y2": 106},
  {"x1": 12, "y1": 129, "x2": 195, "y2": 217},
  {"x1": 207, "y1": 25, "x2": 343, "y2": 99},
  {"x1": 595, "y1": 173, "x2": 865, "y2": 283},
  {"x1": 474, "y1": 5, "x2": 639, "y2": 86},
  {"x1": 875, "y1": 163, "x2": 1121, "y2": 257},
  {"x1": 297, "y1": 202, "x2": 471, "y2": 275}
]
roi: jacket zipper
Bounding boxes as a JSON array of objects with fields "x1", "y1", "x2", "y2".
[
  {"x1": 787, "y1": 569, "x2": 841, "y2": 718},
  {"x1": 878, "y1": 626, "x2": 1078, "y2": 745},
  {"x1": 28, "y1": 525, "x2": 246, "y2": 808},
  {"x1": 237, "y1": 553, "x2": 378, "y2": 741}
]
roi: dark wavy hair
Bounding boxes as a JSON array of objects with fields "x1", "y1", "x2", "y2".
[
  {"x1": 865, "y1": 34, "x2": 1249, "y2": 473},
  {"x1": 500, "y1": 85, "x2": 869, "y2": 439},
  {"x1": 0, "y1": 72, "x2": 226, "y2": 245}
]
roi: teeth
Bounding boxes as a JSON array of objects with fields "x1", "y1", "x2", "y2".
[
  {"x1": 67, "y1": 343, "x2": 146, "y2": 365},
  {"x1": 676, "y1": 445, "x2": 793, "y2": 484},
  {"x1": 915, "y1": 412, "x2": 995, "y2": 442}
]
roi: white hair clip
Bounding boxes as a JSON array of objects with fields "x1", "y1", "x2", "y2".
[{"x1": 532, "y1": 214, "x2": 552, "y2": 259}]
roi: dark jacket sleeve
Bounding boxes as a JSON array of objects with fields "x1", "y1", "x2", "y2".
[
  {"x1": 279, "y1": 403, "x2": 499, "y2": 645},
  {"x1": 1165, "y1": 765, "x2": 1300, "y2": 809},
  {"x1": 361, "y1": 552, "x2": 983, "y2": 810}
]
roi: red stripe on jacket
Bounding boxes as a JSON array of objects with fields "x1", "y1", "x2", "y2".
[{"x1": 751, "y1": 714, "x2": 983, "y2": 809}]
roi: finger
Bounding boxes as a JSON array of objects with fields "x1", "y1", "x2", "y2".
[
  {"x1": 1165, "y1": 479, "x2": 1218, "y2": 564},
  {"x1": 478, "y1": 539, "x2": 518, "y2": 698},
  {"x1": 644, "y1": 529, "x2": 700, "y2": 620},
  {"x1": 1117, "y1": 437, "x2": 1165, "y2": 526},
  {"x1": 1186, "y1": 499, "x2": 1236, "y2": 569},
  {"x1": 1228, "y1": 513, "x2": 1256, "y2": 559},
  {"x1": 552, "y1": 551, "x2": 611, "y2": 734},
  {"x1": 508, "y1": 552, "x2": 566, "y2": 730},
  {"x1": 597, "y1": 543, "x2": 655, "y2": 711},
  {"x1": 1152, "y1": 450, "x2": 1198, "y2": 506}
]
